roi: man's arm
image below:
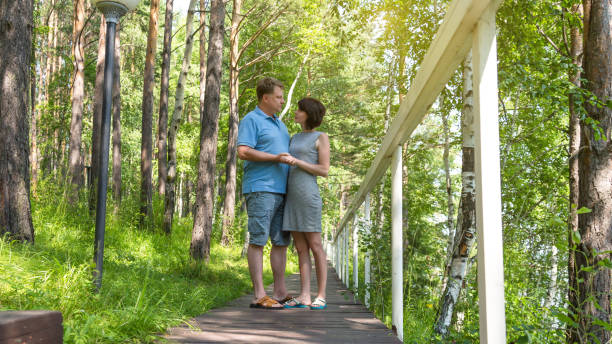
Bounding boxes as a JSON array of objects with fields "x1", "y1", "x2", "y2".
[{"x1": 238, "y1": 145, "x2": 287, "y2": 162}]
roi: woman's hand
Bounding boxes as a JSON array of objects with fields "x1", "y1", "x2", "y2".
[{"x1": 278, "y1": 153, "x2": 297, "y2": 166}]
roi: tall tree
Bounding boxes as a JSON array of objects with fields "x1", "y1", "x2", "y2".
[
  {"x1": 163, "y1": 0, "x2": 197, "y2": 234},
  {"x1": 221, "y1": 0, "x2": 243, "y2": 246},
  {"x1": 567, "y1": 3, "x2": 583, "y2": 341},
  {"x1": 0, "y1": 0, "x2": 35, "y2": 242},
  {"x1": 157, "y1": 0, "x2": 174, "y2": 196},
  {"x1": 90, "y1": 18, "x2": 106, "y2": 213},
  {"x1": 112, "y1": 22, "x2": 122, "y2": 206},
  {"x1": 68, "y1": 0, "x2": 86, "y2": 196},
  {"x1": 434, "y1": 52, "x2": 476, "y2": 337},
  {"x1": 140, "y1": 0, "x2": 160, "y2": 226},
  {"x1": 571, "y1": 0, "x2": 612, "y2": 342},
  {"x1": 191, "y1": 0, "x2": 224, "y2": 261}
]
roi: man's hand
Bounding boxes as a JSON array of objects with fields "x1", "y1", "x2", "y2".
[{"x1": 278, "y1": 153, "x2": 297, "y2": 166}]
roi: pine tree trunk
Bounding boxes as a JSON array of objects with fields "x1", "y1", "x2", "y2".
[
  {"x1": 567, "y1": 3, "x2": 583, "y2": 341},
  {"x1": 157, "y1": 0, "x2": 174, "y2": 196},
  {"x1": 30, "y1": 21, "x2": 39, "y2": 197},
  {"x1": 191, "y1": 0, "x2": 224, "y2": 261},
  {"x1": 0, "y1": 0, "x2": 35, "y2": 242},
  {"x1": 434, "y1": 52, "x2": 476, "y2": 337},
  {"x1": 163, "y1": 0, "x2": 197, "y2": 234},
  {"x1": 112, "y1": 23, "x2": 122, "y2": 206},
  {"x1": 140, "y1": 0, "x2": 160, "y2": 226},
  {"x1": 90, "y1": 18, "x2": 106, "y2": 214},
  {"x1": 572, "y1": 1, "x2": 612, "y2": 342},
  {"x1": 221, "y1": 0, "x2": 242, "y2": 246},
  {"x1": 68, "y1": 0, "x2": 86, "y2": 197}
]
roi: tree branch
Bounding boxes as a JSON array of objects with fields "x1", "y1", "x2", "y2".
[{"x1": 236, "y1": 4, "x2": 289, "y2": 62}]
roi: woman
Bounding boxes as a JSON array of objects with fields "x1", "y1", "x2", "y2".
[{"x1": 279, "y1": 97, "x2": 330, "y2": 310}]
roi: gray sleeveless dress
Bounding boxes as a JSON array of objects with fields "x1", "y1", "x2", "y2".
[{"x1": 282, "y1": 131, "x2": 322, "y2": 232}]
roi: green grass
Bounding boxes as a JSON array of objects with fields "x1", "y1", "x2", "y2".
[{"x1": 0, "y1": 188, "x2": 297, "y2": 343}]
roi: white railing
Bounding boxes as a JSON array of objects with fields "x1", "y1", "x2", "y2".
[{"x1": 326, "y1": 0, "x2": 506, "y2": 342}]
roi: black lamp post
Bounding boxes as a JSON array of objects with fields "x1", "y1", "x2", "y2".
[{"x1": 92, "y1": 0, "x2": 139, "y2": 291}]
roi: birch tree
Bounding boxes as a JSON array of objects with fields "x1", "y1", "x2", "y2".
[
  {"x1": 157, "y1": 0, "x2": 174, "y2": 196},
  {"x1": 163, "y1": 0, "x2": 197, "y2": 234},
  {"x1": 434, "y1": 52, "x2": 476, "y2": 337}
]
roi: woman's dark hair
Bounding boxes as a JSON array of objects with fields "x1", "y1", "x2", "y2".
[{"x1": 298, "y1": 97, "x2": 326, "y2": 130}]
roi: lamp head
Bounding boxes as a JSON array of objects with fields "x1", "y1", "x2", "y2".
[{"x1": 92, "y1": 0, "x2": 140, "y2": 22}]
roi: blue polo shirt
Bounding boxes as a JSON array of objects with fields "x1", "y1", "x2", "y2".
[{"x1": 237, "y1": 106, "x2": 290, "y2": 194}]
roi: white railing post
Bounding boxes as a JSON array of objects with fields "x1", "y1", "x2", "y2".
[
  {"x1": 472, "y1": 4, "x2": 506, "y2": 344},
  {"x1": 391, "y1": 145, "x2": 403, "y2": 342},
  {"x1": 364, "y1": 193, "x2": 371, "y2": 308},
  {"x1": 353, "y1": 216, "x2": 359, "y2": 296},
  {"x1": 345, "y1": 226, "x2": 350, "y2": 288},
  {"x1": 340, "y1": 228, "x2": 345, "y2": 284},
  {"x1": 335, "y1": 239, "x2": 339, "y2": 277}
]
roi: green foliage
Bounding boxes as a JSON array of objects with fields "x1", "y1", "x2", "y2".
[{"x1": 1, "y1": 183, "x2": 296, "y2": 343}]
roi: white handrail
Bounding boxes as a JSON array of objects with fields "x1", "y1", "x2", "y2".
[
  {"x1": 327, "y1": 0, "x2": 505, "y2": 342},
  {"x1": 332, "y1": 0, "x2": 503, "y2": 242}
]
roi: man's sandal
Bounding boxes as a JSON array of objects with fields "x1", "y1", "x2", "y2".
[
  {"x1": 283, "y1": 297, "x2": 310, "y2": 309},
  {"x1": 309, "y1": 297, "x2": 327, "y2": 310},
  {"x1": 249, "y1": 296, "x2": 284, "y2": 310},
  {"x1": 275, "y1": 295, "x2": 293, "y2": 304}
]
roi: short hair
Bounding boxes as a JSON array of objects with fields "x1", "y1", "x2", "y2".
[
  {"x1": 256, "y1": 77, "x2": 284, "y2": 101},
  {"x1": 298, "y1": 97, "x2": 326, "y2": 130}
]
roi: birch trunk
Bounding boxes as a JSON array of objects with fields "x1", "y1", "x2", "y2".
[
  {"x1": 157, "y1": 0, "x2": 174, "y2": 196},
  {"x1": 280, "y1": 51, "x2": 310, "y2": 120},
  {"x1": 163, "y1": 0, "x2": 197, "y2": 234},
  {"x1": 544, "y1": 245, "x2": 559, "y2": 308},
  {"x1": 0, "y1": 0, "x2": 35, "y2": 242},
  {"x1": 572, "y1": 1, "x2": 612, "y2": 342},
  {"x1": 140, "y1": 0, "x2": 160, "y2": 226},
  {"x1": 221, "y1": 0, "x2": 243, "y2": 246},
  {"x1": 68, "y1": 0, "x2": 86, "y2": 195},
  {"x1": 191, "y1": 0, "x2": 224, "y2": 261},
  {"x1": 434, "y1": 52, "x2": 476, "y2": 337}
]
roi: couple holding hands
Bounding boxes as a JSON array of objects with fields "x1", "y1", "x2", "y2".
[{"x1": 237, "y1": 77, "x2": 330, "y2": 310}]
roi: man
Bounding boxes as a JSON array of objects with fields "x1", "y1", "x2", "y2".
[{"x1": 237, "y1": 77, "x2": 291, "y2": 309}]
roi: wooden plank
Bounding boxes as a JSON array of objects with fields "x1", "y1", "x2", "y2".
[
  {"x1": 0, "y1": 310, "x2": 63, "y2": 343},
  {"x1": 472, "y1": 4, "x2": 507, "y2": 344},
  {"x1": 333, "y1": 0, "x2": 504, "y2": 242},
  {"x1": 165, "y1": 264, "x2": 400, "y2": 343}
]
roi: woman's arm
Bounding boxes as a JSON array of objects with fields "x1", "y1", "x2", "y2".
[{"x1": 281, "y1": 133, "x2": 330, "y2": 177}]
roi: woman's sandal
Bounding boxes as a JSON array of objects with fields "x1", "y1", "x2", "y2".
[
  {"x1": 309, "y1": 297, "x2": 327, "y2": 310},
  {"x1": 283, "y1": 297, "x2": 310, "y2": 309},
  {"x1": 249, "y1": 296, "x2": 284, "y2": 310}
]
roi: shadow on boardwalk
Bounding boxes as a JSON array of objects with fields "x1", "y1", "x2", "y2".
[{"x1": 164, "y1": 262, "x2": 400, "y2": 343}]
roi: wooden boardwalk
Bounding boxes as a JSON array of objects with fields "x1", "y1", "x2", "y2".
[{"x1": 165, "y1": 263, "x2": 400, "y2": 343}]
